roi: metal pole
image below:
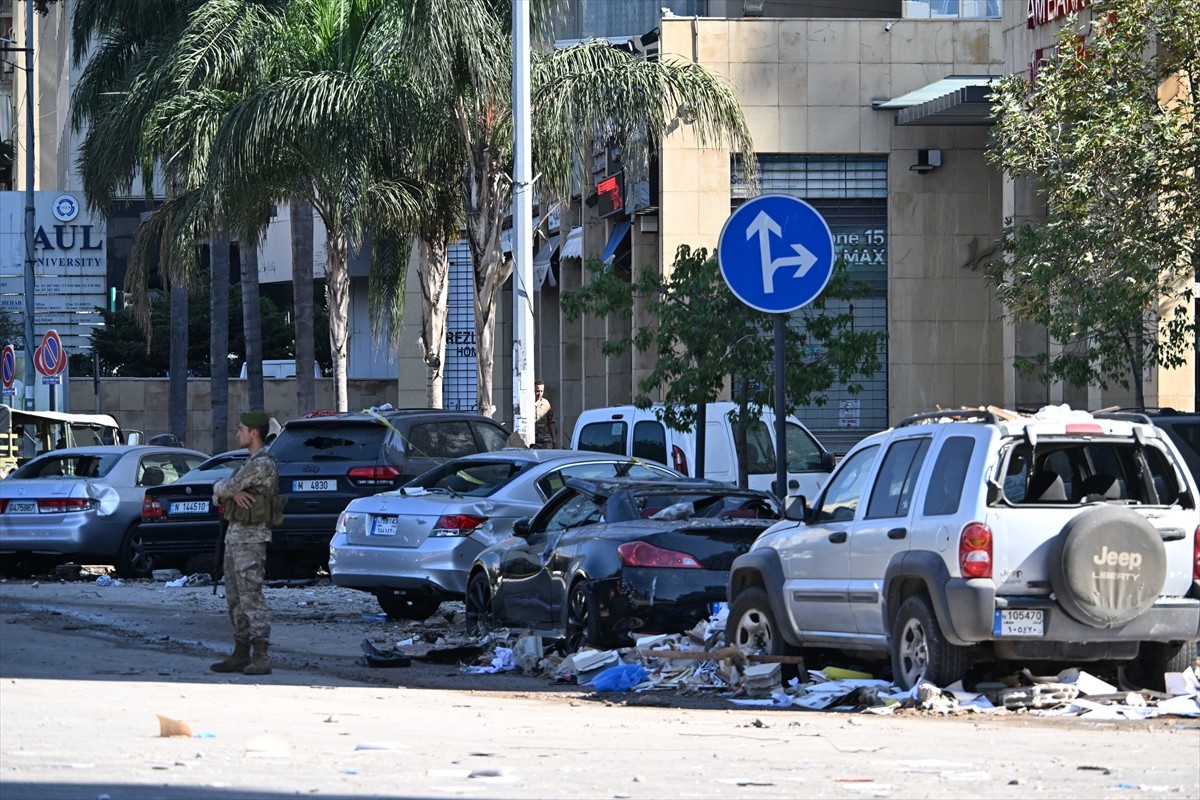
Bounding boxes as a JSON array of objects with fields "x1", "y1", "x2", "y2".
[
  {"x1": 511, "y1": 0, "x2": 535, "y2": 444},
  {"x1": 774, "y1": 314, "x2": 787, "y2": 501},
  {"x1": 21, "y1": 0, "x2": 36, "y2": 411}
]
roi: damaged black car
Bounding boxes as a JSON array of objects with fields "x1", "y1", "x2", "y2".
[{"x1": 465, "y1": 477, "x2": 781, "y2": 651}]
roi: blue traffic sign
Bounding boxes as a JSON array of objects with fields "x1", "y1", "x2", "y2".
[{"x1": 717, "y1": 194, "x2": 835, "y2": 314}]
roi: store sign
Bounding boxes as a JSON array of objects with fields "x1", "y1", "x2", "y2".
[
  {"x1": 1027, "y1": 0, "x2": 1090, "y2": 28},
  {"x1": 596, "y1": 173, "x2": 625, "y2": 219}
]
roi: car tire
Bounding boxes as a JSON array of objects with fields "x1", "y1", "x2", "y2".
[
  {"x1": 566, "y1": 580, "x2": 604, "y2": 652},
  {"x1": 1121, "y1": 641, "x2": 1197, "y2": 692},
  {"x1": 1049, "y1": 507, "x2": 1167, "y2": 628},
  {"x1": 465, "y1": 571, "x2": 495, "y2": 636},
  {"x1": 375, "y1": 591, "x2": 441, "y2": 621},
  {"x1": 115, "y1": 523, "x2": 156, "y2": 579},
  {"x1": 890, "y1": 594, "x2": 967, "y2": 690},
  {"x1": 727, "y1": 587, "x2": 788, "y2": 657}
]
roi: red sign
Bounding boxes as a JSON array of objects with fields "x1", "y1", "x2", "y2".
[
  {"x1": 1027, "y1": 0, "x2": 1090, "y2": 28},
  {"x1": 596, "y1": 173, "x2": 625, "y2": 219},
  {"x1": 34, "y1": 329, "x2": 68, "y2": 377},
  {"x1": 1, "y1": 344, "x2": 14, "y2": 389}
]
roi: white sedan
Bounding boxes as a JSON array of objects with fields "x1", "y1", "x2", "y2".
[
  {"x1": 0, "y1": 445, "x2": 208, "y2": 578},
  {"x1": 329, "y1": 448, "x2": 679, "y2": 620}
]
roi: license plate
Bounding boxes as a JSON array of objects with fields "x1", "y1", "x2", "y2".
[
  {"x1": 6, "y1": 500, "x2": 36, "y2": 513},
  {"x1": 293, "y1": 479, "x2": 335, "y2": 492},
  {"x1": 370, "y1": 516, "x2": 398, "y2": 536},
  {"x1": 170, "y1": 500, "x2": 210, "y2": 515},
  {"x1": 994, "y1": 608, "x2": 1044, "y2": 637}
]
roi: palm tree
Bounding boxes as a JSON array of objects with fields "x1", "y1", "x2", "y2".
[
  {"x1": 70, "y1": 0, "x2": 207, "y2": 442},
  {"x1": 191, "y1": 0, "x2": 426, "y2": 413},
  {"x1": 395, "y1": 0, "x2": 756, "y2": 418},
  {"x1": 290, "y1": 198, "x2": 316, "y2": 416}
]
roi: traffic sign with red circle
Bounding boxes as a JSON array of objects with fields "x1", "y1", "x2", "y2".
[
  {"x1": 1, "y1": 344, "x2": 14, "y2": 389},
  {"x1": 34, "y1": 329, "x2": 68, "y2": 377}
]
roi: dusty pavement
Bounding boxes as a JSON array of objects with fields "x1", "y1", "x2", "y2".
[{"x1": 0, "y1": 576, "x2": 1198, "y2": 800}]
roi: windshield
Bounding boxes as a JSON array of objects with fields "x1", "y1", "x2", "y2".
[
  {"x1": 10, "y1": 453, "x2": 120, "y2": 480},
  {"x1": 407, "y1": 459, "x2": 532, "y2": 497}
]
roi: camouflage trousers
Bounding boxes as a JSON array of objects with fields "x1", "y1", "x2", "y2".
[{"x1": 223, "y1": 540, "x2": 271, "y2": 642}]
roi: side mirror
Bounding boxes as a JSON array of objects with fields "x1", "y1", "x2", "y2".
[
  {"x1": 125, "y1": 431, "x2": 143, "y2": 446},
  {"x1": 820, "y1": 451, "x2": 835, "y2": 471},
  {"x1": 512, "y1": 517, "x2": 532, "y2": 537},
  {"x1": 784, "y1": 494, "x2": 810, "y2": 521}
]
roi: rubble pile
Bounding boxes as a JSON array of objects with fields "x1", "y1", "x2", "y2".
[{"x1": 364, "y1": 607, "x2": 1200, "y2": 719}]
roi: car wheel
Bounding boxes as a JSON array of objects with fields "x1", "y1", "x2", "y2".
[
  {"x1": 566, "y1": 580, "x2": 603, "y2": 653},
  {"x1": 1121, "y1": 642, "x2": 1197, "y2": 692},
  {"x1": 375, "y1": 591, "x2": 441, "y2": 621},
  {"x1": 115, "y1": 524, "x2": 156, "y2": 579},
  {"x1": 184, "y1": 553, "x2": 217, "y2": 576},
  {"x1": 890, "y1": 594, "x2": 967, "y2": 690},
  {"x1": 727, "y1": 587, "x2": 787, "y2": 656},
  {"x1": 465, "y1": 571, "x2": 495, "y2": 636}
]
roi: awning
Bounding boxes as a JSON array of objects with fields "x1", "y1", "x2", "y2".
[
  {"x1": 873, "y1": 75, "x2": 1002, "y2": 126},
  {"x1": 601, "y1": 220, "x2": 631, "y2": 265},
  {"x1": 533, "y1": 234, "x2": 559, "y2": 290},
  {"x1": 559, "y1": 226, "x2": 584, "y2": 260}
]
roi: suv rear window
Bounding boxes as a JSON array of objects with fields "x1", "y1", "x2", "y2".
[{"x1": 271, "y1": 424, "x2": 386, "y2": 461}]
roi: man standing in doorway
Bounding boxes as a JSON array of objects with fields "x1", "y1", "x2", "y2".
[
  {"x1": 210, "y1": 409, "x2": 279, "y2": 676},
  {"x1": 533, "y1": 380, "x2": 558, "y2": 448}
]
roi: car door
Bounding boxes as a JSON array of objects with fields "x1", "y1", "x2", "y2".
[
  {"x1": 495, "y1": 489, "x2": 604, "y2": 630},
  {"x1": 848, "y1": 435, "x2": 931, "y2": 637},
  {"x1": 781, "y1": 444, "x2": 881, "y2": 641}
]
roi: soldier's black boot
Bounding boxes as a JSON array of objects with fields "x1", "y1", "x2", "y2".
[
  {"x1": 243, "y1": 638, "x2": 272, "y2": 675},
  {"x1": 210, "y1": 639, "x2": 251, "y2": 672}
]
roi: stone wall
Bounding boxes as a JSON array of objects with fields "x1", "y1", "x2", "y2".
[{"x1": 67, "y1": 378, "x2": 399, "y2": 454}]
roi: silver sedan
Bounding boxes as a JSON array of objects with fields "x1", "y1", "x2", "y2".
[
  {"x1": 329, "y1": 448, "x2": 679, "y2": 620},
  {"x1": 0, "y1": 445, "x2": 208, "y2": 578}
]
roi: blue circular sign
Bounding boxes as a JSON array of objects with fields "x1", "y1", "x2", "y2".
[{"x1": 717, "y1": 194, "x2": 835, "y2": 314}]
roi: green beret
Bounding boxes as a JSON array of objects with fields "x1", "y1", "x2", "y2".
[{"x1": 241, "y1": 409, "x2": 270, "y2": 429}]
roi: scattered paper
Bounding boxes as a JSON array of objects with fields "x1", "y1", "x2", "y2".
[{"x1": 155, "y1": 715, "x2": 192, "y2": 738}]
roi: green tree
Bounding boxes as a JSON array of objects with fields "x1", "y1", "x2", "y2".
[
  {"x1": 391, "y1": 1, "x2": 757, "y2": 417},
  {"x1": 562, "y1": 244, "x2": 884, "y2": 438},
  {"x1": 986, "y1": 0, "x2": 1200, "y2": 409}
]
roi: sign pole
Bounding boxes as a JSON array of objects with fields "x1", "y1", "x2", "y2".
[
  {"x1": 21, "y1": 0, "x2": 36, "y2": 412},
  {"x1": 774, "y1": 314, "x2": 787, "y2": 500}
]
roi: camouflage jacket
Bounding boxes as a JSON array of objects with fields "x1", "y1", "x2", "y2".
[{"x1": 213, "y1": 450, "x2": 279, "y2": 544}]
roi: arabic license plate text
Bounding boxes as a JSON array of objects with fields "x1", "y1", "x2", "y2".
[
  {"x1": 993, "y1": 608, "x2": 1044, "y2": 636},
  {"x1": 7, "y1": 500, "x2": 36, "y2": 513},
  {"x1": 170, "y1": 500, "x2": 210, "y2": 515},
  {"x1": 293, "y1": 479, "x2": 335, "y2": 492},
  {"x1": 370, "y1": 516, "x2": 398, "y2": 536}
]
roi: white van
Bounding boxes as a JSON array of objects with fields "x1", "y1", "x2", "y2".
[{"x1": 569, "y1": 402, "x2": 834, "y2": 498}]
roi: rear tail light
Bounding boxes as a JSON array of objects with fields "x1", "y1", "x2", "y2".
[
  {"x1": 959, "y1": 522, "x2": 993, "y2": 579},
  {"x1": 0, "y1": 499, "x2": 6, "y2": 513},
  {"x1": 142, "y1": 494, "x2": 165, "y2": 520},
  {"x1": 431, "y1": 514, "x2": 487, "y2": 537},
  {"x1": 1193, "y1": 526, "x2": 1199, "y2": 581},
  {"x1": 618, "y1": 541, "x2": 702, "y2": 569},
  {"x1": 347, "y1": 466, "x2": 402, "y2": 487},
  {"x1": 671, "y1": 445, "x2": 689, "y2": 476},
  {"x1": 38, "y1": 498, "x2": 93, "y2": 513}
]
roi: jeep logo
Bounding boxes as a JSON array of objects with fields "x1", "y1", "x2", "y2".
[{"x1": 1092, "y1": 545, "x2": 1142, "y2": 570}]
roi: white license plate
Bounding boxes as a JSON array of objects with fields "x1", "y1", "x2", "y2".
[
  {"x1": 6, "y1": 500, "x2": 36, "y2": 513},
  {"x1": 293, "y1": 479, "x2": 335, "y2": 492},
  {"x1": 994, "y1": 608, "x2": 1044, "y2": 637},
  {"x1": 170, "y1": 500, "x2": 210, "y2": 515},
  {"x1": 370, "y1": 516, "x2": 398, "y2": 536}
]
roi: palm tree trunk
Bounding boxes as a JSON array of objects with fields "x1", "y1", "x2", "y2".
[
  {"x1": 417, "y1": 237, "x2": 449, "y2": 408},
  {"x1": 240, "y1": 238, "x2": 265, "y2": 410},
  {"x1": 169, "y1": 280, "x2": 188, "y2": 443},
  {"x1": 210, "y1": 230, "x2": 230, "y2": 453},
  {"x1": 326, "y1": 233, "x2": 351, "y2": 413},
  {"x1": 291, "y1": 198, "x2": 315, "y2": 417}
]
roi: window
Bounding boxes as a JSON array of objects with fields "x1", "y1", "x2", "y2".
[
  {"x1": 540, "y1": 492, "x2": 605, "y2": 533},
  {"x1": 577, "y1": 421, "x2": 627, "y2": 456},
  {"x1": 866, "y1": 437, "x2": 931, "y2": 519},
  {"x1": 631, "y1": 420, "x2": 667, "y2": 464},
  {"x1": 816, "y1": 445, "x2": 880, "y2": 522},
  {"x1": 922, "y1": 437, "x2": 974, "y2": 517},
  {"x1": 786, "y1": 423, "x2": 826, "y2": 471}
]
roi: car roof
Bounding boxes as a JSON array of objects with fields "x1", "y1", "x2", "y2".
[
  {"x1": 26, "y1": 445, "x2": 208, "y2": 458},
  {"x1": 448, "y1": 448, "x2": 660, "y2": 465},
  {"x1": 564, "y1": 475, "x2": 770, "y2": 498},
  {"x1": 281, "y1": 409, "x2": 496, "y2": 427}
]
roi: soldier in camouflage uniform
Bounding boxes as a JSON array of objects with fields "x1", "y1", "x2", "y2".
[{"x1": 210, "y1": 409, "x2": 279, "y2": 676}]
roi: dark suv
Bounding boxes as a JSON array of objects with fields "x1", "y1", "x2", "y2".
[{"x1": 269, "y1": 409, "x2": 511, "y2": 575}]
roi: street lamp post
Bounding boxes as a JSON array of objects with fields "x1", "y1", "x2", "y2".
[{"x1": 21, "y1": 0, "x2": 36, "y2": 411}]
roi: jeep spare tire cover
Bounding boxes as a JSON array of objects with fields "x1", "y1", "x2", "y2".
[{"x1": 1049, "y1": 507, "x2": 1166, "y2": 628}]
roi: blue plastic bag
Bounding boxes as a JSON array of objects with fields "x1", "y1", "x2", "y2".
[{"x1": 589, "y1": 663, "x2": 647, "y2": 692}]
